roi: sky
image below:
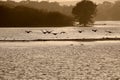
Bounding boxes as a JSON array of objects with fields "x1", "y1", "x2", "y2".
[
  {"x1": 47, "y1": 0, "x2": 116, "y2": 2},
  {"x1": 1, "y1": 0, "x2": 117, "y2": 3},
  {"x1": 31, "y1": 0, "x2": 116, "y2": 3}
]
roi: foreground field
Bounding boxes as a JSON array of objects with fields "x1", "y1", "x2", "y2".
[{"x1": 0, "y1": 41, "x2": 120, "y2": 80}]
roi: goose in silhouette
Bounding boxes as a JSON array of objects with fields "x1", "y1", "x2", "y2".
[
  {"x1": 92, "y1": 29, "x2": 97, "y2": 32},
  {"x1": 105, "y1": 30, "x2": 112, "y2": 33},
  {"x1": 42, "y1": 30, "x2": 47, "y2": 34},
  {"x1": 78, "y1": 30, "x2": 83, "y2": 33},
  {"x1": 46, "y1": 30, "x2": 52, "y2": 34},
  {"x1": 42, "y1": 30, "x2": 52, "y2": 34},
  {"x1": 60, "y1": 31, "x2": 66, "y2": 34},
  {"x1": 25, "y1": 30, "x2": 32, "y2": 33},
  {"x1": 52, "y1": 33, "x2": 57, "y2": 35}
]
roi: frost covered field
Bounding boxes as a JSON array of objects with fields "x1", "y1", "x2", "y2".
[{"x1": 0, "y1": 21, "x2": 120, "y2": 80}]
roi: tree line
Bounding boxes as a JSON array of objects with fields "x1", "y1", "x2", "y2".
[
  {"x1": 0, "y1": 0, "x2": 73, "y2": 16},
  {"x1": 0, "y1": 0, "x2": 120, "y2": 27},
  {"x1": 0, "y1": 4, "x2": 73, "y2": 27},
  {"x1": 1, "y1": 0, "x2": 120, "y2": 21}
]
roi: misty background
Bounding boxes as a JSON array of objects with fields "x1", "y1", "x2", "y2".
[{"x1": 0, "y1": 0, "x2": 120, "y2": 26}]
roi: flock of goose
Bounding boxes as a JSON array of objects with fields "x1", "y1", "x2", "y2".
[
  {"x1": 25, "y1": 30, "x2": 66, "y2": 35},
  {"x1": 25, "y1": 29, "x2": 113, "y2": 35}
]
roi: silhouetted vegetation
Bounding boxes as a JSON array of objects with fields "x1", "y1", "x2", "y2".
[
  {"x1": 72, "y1": 0, "x2": 97, "y2": 26},
  {"x1": 1, "y1": 0, "x2": 120, "y2": 27},
  {"x1": 0, "y1": 0, "x2": 73, "y2": 16},
  {"x1": 0, "y1": 5, "x2": 73, "y2": 27}
]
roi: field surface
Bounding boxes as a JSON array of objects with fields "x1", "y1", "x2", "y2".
[
  {"x1": 0, "y1": 27, "x2": 119, "y2": 41},
  {"x1": 0, "y1": 41, "x2": 120, "y2": 80},
  {"x1": 0, "y1": 25, "x2": 120, "y2": 80}
]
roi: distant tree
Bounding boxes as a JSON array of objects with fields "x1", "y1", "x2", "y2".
[{"x1": 72, "y1": 0, "x2": 97, "y2": 26}]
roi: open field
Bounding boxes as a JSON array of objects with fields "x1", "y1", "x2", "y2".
[
  {"x1": 0, "y1": 27, "x2": 119, "y2": 41},
  {"x1": 0, "y1": 24, "x2": 120, "y2": 80},
  {"x1": 0, "y1": 41, "x2": 120, "y2": 80}
]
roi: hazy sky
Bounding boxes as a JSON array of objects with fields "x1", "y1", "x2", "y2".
[
  {"x1": 32, "y1": 0, "x2": 116, "y2": 2},
  {"x1": 2, "y1": 0, "x2": 117, "y2": 3},
  {"x1": 34, "y1": 0, "x2": 116, "y2": 2},
  {"x1": 47, "y1": 0, "x2": 116, "y2": 2}
]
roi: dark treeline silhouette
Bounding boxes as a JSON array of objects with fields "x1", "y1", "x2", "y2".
[
  {"x1": 1, "y1": 0, "x2": 120, "y2": 21},
  {"x1": 1, "y1": 0, "x2": 120, "y2": 27},
  {"x1": 0, "y1": 5, "x2": 73, "y2": 27},
  {"x1": 0, "y1": 1, "x2": 73, "y2": 16}
]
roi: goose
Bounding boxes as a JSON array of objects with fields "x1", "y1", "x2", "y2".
[
  {"x1": 92, "y1": 29, "x2": 97, "y2": 32},
  {"x1": 105, "y1": 30, "x2": 112, "y2": 33},
  {"x1": 25, "y1": 30, "x2": 32, "y2": 33},
  {"x1": 78, "y1": 30, "x2": 83, "y2": 33}
]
